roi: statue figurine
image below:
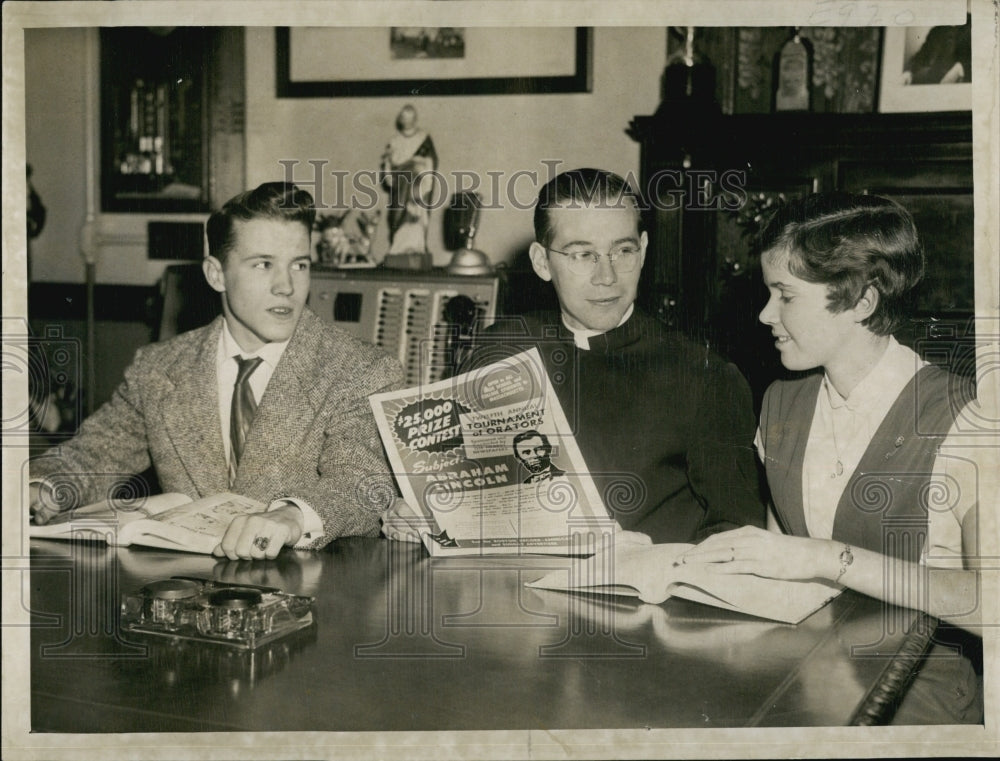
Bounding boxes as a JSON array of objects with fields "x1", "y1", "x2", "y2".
[{"x1": 380, "y1": 105, "x2": 438, "y2": 255}]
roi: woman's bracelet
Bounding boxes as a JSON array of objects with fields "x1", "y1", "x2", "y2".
[{"x1": 835, "y1": 544, "x2": 854, "y2": 584}]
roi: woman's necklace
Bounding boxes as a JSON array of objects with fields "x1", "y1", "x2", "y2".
[
  {"x1": 830, "y1": 413, "x2": 845, "y2": 479},
  {"x1": 826, "y1": 378, "x2": 846, "y2": 479}
]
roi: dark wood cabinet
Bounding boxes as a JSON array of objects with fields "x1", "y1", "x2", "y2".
[{"x1": 628, "y1": 110, "x2": 975, "y2": 402}]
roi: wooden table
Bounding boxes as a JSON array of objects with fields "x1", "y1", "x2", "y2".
[{"x1": 29, "y1": 537, "x2": 928, "y2": 732}]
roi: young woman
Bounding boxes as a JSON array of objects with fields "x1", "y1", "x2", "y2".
[{"x1": 680, "y1": 192, "x2": 985, "y2": 724}]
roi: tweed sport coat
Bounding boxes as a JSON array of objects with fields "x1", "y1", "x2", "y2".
[{"x1": 32, "y1": 308, "x2": 404, "y2": 546}]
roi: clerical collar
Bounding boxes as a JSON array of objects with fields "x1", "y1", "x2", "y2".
[{"x1": 562, "y1": 304, "x2": 635, "y2": 350}]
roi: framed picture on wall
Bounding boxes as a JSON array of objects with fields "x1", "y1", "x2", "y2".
[
  {"x1": 276, "y1": 27, "x2": 592, "y2": 97},
  {"x1": 878, "y1": 17, "x2": 972, "y2": 112}
]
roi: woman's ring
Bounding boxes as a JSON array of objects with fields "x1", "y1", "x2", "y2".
[{"x1": 253, "y1": 536, "x2": 270, "y2": 551}]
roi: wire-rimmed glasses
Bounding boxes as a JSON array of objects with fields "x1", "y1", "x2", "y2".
[{"x1": 546, "y1": 243, "x2": 642, "y2": 275}]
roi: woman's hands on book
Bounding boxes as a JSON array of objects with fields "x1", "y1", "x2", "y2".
[
  {"x1": 677, "y1": 526, "x2": 841, "y2": 582},
  {"x1": 213, "y1": 503, "x2": 304, "y2": 561}
]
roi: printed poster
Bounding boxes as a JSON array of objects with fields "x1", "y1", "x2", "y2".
[{"x1": 370, "y1": 349, "x2": 613, "y2": 555}]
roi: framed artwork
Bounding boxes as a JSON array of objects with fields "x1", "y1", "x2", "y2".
[
  {"x1": 728, "y1": 26, "x2": 881, "y2": 114},
  {"x1": 878, "y1": 18, "x2": 972, "y2": 112},
  {"x1": 276, "y1": 27, "x2": 592, "y2": 97}
]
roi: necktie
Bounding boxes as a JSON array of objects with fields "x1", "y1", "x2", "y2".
[{"x1": 229, "y1": 356, "x2": 263, "y2": 485}]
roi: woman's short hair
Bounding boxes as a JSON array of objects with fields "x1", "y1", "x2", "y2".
[
  {"x1": 206, "y1": 182, "x2": 316, "y2": 263},
  {"x1": 757, "y1": 192, "x2": 923, "y2": 335},
  {"x1": 533, "y1": 168, "x2": 644, "y2": 248}
]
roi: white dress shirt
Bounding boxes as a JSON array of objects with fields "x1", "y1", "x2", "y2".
[{"x1": 217, "y1": 322, "x2": 324, "y2": 546}]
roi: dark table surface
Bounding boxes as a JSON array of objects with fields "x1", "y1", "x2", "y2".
[{"x1": 30, "y1": 536, "x2": 921, "y2": 732}]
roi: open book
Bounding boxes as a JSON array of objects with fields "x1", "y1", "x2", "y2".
[
  {"x1": 525, "y1": 543, "x2": 843, "y2": 625},
  {"x1": 30, "y1": 492, "x2": 266, "y2": 554}
]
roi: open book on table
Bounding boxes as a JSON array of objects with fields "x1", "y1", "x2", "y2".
[
  {"x1": 525, "y1": 542, "x2": 843, "y2": 624},
  {"x1": 30, "y1": 492, "x2": 266, "y2": 554}
]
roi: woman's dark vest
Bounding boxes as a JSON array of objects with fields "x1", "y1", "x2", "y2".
[{"x1": 759, "y1": 365, "x2": 973, "y2": 562}]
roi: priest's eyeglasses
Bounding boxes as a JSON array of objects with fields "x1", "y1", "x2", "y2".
[{"x1": 546, "y1": 243, "x2": 642, "y2": 275}]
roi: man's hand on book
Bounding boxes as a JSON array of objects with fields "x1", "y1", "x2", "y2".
[
  {"x1": 381, "y1": 498, "x2": 435, "y2": 543},
  {"x1": 213, "y1": 503, "x2": 304, "y2": 560}
]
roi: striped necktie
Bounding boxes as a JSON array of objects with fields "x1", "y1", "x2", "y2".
[{"x1": 229, "y1": 356, "x2": 263, "y2": 485}]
